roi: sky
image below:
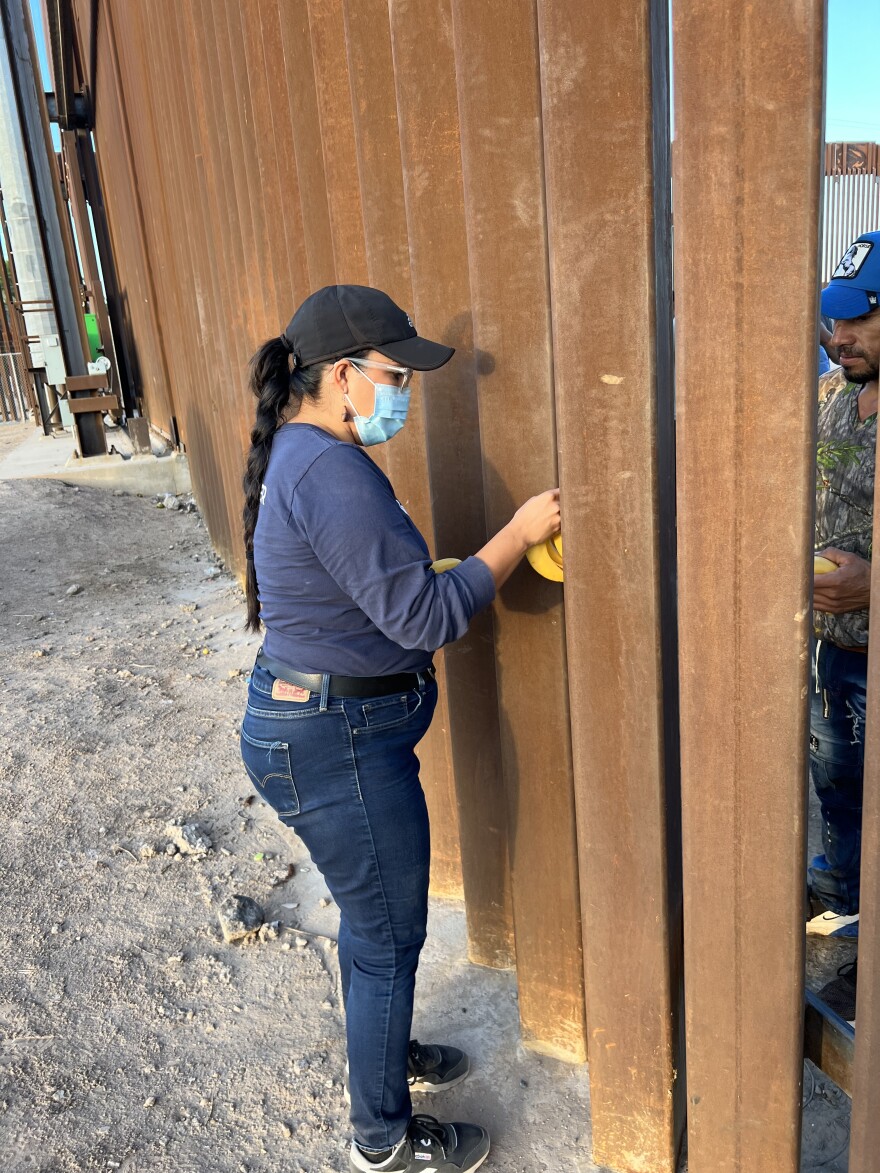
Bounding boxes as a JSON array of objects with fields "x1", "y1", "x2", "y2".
[
  {"x1": 825, "y1": 0, "x2": 880, "y2": 141},
  {"x1": 30, "y1": 1, "x2": 49, "y2": 91},
  {"x1": 28, "y1": 0, "x2": 59, "y2": 149},
  {"x1": 23, "y1": 0, "x2": 880, "y2": 150}
]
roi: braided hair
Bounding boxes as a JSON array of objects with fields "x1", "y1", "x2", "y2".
[
  {"x1": 242, "y1": 337, "x2": 369, "y2": 632},
  {"x1": 243, "y1": 337, "x2": 322, "y2": 632}
]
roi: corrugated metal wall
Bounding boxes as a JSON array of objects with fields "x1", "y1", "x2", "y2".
[
  {"x1": 63, "y1": 1, "x2": 840, "y2": 1170},
  {"x1": 822, "y1": 143, "x2": 880, "y2": 283}
]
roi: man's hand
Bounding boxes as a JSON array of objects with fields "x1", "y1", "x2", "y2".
[{"x1": 813, "y1": 547, "x2": 872, "y2": 614}]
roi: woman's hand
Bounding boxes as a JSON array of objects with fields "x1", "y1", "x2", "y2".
[
  {"x1": 509, "y1": 489, "x2": 561, "y2": 549},
  {"x1": 475, "y1": 488, "x2": 562, "y2": 591}
]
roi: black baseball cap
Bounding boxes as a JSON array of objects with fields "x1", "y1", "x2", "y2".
[{"x1": 280, "y1": 285, "x2": 454, "y2": 370}]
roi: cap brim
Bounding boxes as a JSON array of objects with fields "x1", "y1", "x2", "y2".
[
  {"x1": 821, "y1": 284, "x2": 874, "y2": 320},
  {"x1": 376, "y1": 334, "x2": 455, "y2": 371}
]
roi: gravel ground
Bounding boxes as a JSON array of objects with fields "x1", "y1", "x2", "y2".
[{"x1": 0, "y1": 474, "x2": 598, "y2": 1173}]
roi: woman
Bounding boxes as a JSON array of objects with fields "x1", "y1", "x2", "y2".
[{"x1": 240, "y1": 284, "x2": 560, "y2": 1173}]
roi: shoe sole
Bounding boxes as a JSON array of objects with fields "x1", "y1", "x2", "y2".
[
  {"x1": 410, "y1": 1060, "x2": 471, "y2": 1095},
  {"x1": 344, "y1": 1062, "x2": 471, "y2": 1104},
  {"x1": 462, "y1": 1135, "x2": 491, "y2": 1173},
  {"x1": 806, "y1": 912, "x2": 859, "y2": 938},
  {"x1": 348, "y1": 1136, "x2": 490, "y2": 1173}
]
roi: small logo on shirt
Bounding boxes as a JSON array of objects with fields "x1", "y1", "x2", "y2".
[
  {"x1": 832, "y1": 241, "x2": 874, "y2": 280},
  {"x1": 260, "y1": 484, "x2": 267, "y2": 505},
  {"x1": 406, "y1": 314, "x2": 414, "y2": 329}
]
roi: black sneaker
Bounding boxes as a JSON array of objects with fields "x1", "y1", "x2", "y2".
[
  {"x1": 345, "y1": 1041, "x2": 470, "y2": 1104},
  {"x1": 817, "y1": 959, "x2": 858, "y2": 1025},
  {"x1": 349, "y1": 1114, "x2": 490, "y2": 1172},
  {"x1": 408, "y1": 1040, "x2": 470, "y2": 1093}
]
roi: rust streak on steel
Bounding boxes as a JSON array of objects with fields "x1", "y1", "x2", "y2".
[
  {"x1": 342, "y1": 0, "x2": 470, "y2": 901},
  {"x1": 162, "y1": 0, "x2": 239, "y2": 555},
  {"x1": 451, "y1": 0, "x2": 585, "y2": 1059},
  {"x1": 672, "y1": 0, "x2": 824, "y2": 1169},
  {"x1": 279, "y1": 0, "x2": 336, "y2": 291},
  {"x1": 389, "y1": 0, "x2": 518, "y2": 924},
  {"x1": 253, "y1": 0, "x2": 310, "y2": 313},
  {"x1": 307, "y1": 0, "x2": 368, "y2": 284},
  {"x1": 90, "y1": 0, "x2": 174, "y2": 429},
  {"x1": 538, "y1": 0, "x2": 683, "y2": 1161},
  {"x1": 178, "y1": 0, "x2": 248, "y2": 511}
]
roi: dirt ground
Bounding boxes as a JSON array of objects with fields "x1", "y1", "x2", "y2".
[
  {"x1": 0, "y1": 468, "x2": 600, "y2": 1173},
  {"x1": 0, "y1": 431, "x2": 851, "y2": 1172},
  {"x1": 0, "y1": 419, "x2": 32, "y2": 461}
]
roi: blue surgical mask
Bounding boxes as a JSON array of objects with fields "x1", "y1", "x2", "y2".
[{"x1": 345, "y1": 370, "x2": 411, "y2": 446}]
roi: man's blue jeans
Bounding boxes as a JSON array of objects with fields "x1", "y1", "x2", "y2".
[
  {"x1": 809, "y1": 640, "x2": 868, "y2": 916},
  {"x1": 240, "y1": 662, "x2": 438, "y2": 1151}
]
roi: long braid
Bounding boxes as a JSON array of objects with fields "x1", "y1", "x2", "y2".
[
  {"x1": 243, "y1": 340, "x2": 373, "y2": 632},
  {"x1": 243, "y1": 338, "x2": 297, "y2": 632}
]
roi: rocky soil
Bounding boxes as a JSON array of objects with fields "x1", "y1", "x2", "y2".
[{"x1": 0, "y1": 475, "x2": 599, "y2": 1173}]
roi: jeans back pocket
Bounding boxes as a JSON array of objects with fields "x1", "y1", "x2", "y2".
[{"x1": 240, "y1": 728, "x2": 300, "y2": 816}]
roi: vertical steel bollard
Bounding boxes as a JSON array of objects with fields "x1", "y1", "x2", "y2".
[
  {"x1": 539, "y1": 0, "x2": 683, "y2": 1164},
  {"x1": 672, "y1": 1, "x2": 825, "y2": 1168}
]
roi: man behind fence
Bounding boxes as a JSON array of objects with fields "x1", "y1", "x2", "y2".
[{"x1": 806, "y1": 231, "x2": 880, "y2": 1022}]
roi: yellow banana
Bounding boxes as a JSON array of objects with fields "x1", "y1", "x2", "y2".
[
  {"x1": 814, "y1": 555, "x2": 838, "y2": 575},
  {"x1": 526, "y1": 533, "x2": 564, "y2": 582},
  {"x1": 431, "y1": 557, "x2": 462, "y2": 574}
]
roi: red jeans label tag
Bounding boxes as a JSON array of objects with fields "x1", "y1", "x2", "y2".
[{"x1": 271, "y1": 679, "x2": 311, "y2": 702}]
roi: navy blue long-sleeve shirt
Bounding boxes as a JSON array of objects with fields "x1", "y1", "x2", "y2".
[{"x1": 254, "y1": 423, "x2": 496, "y2": 676}]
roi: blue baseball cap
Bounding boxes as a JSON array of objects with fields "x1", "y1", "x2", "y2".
[{"x1": 821, "y1": 232, "x2": 880, "y2": 320}]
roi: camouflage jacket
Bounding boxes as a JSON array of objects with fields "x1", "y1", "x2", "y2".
[{"x1": 815, "y1": 367, "x2": 876, "y2": 647}]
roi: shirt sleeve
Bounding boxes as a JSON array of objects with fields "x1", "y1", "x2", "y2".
[{"x1": 291, "y1": 444, "x2": 496, "y2": 652}]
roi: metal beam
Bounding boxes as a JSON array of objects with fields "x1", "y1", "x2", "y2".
[
  {"x1": 44, "y1": 0, "x2": 77, "y2": 130},
  {"x1": 387, "y1": 0, "x2": 517, "y2": 930},
  {"x1": 343, "y1": 0, "x2": 486, "y2": 906},
  {"x1": 805, "y1": 992, "x2": 854, "y2": 1098},
  {"x1": 538, "y1": 0, "x2": 683, "y2": 1160},
  {"x1": 74, "y1": 131, "x2": 137, "y2": 416},
  {"x1": 451, "y1": 0, "x2": 586, "y2": 1060},
  {"x1": 671, "y1": 0, "x2": 825, "y2": 1168},
  {"x1": 1, "y1": 0, "x2": 87, "y2": 374},
  {"x1": 60, "y1": 131, "x2": 122, "y2": 398},
  {"x1": 849, "y1": 432, "x2": 880, "y2": 1166}
]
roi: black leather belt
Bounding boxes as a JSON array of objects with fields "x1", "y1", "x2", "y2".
[{"x1": 255, "y1": 649, "x2": 436, "y2": 698}]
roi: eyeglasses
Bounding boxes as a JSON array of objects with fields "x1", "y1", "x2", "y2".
[{"x1": 346, "y1": 357, "x2": 414, "y2": 390}]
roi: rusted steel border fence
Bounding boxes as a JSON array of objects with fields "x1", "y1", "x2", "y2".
[
  {"x1": 51, "y1": 0, "x2": 873, "y2": 1169},
  {"x1": 672, "y1": 1, "x2": 824, "y2": 1169},
  {"x1": 851, "y1": 478, "x2": 880, "y2": 1168},
  {"x1": 540, "y1": 0, "x2": 683, "y2": 1162}
]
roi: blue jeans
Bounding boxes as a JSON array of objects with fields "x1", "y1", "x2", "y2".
[
  {"x1": 808, "y1": 640, "x2": 868, "y2": 915},
  {"x1": 240, "y1": 662, "x2": 438, "y2": 1150}
]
